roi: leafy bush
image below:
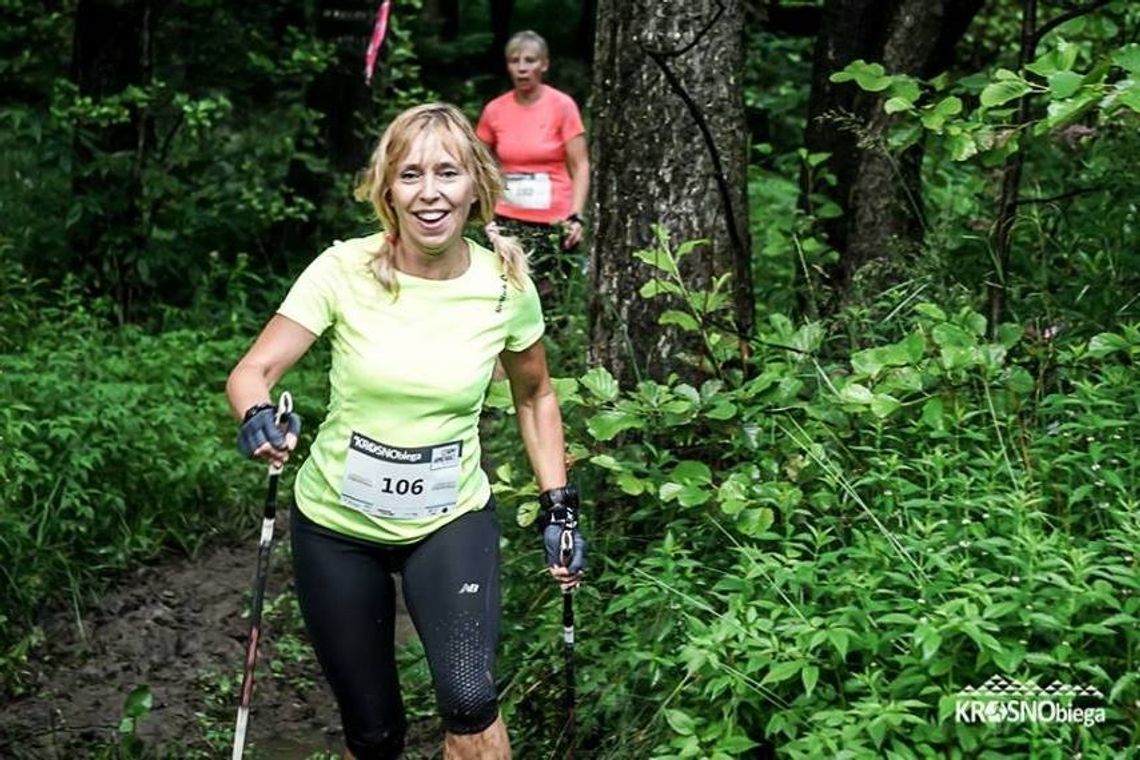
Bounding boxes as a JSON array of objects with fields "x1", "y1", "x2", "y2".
[
  {"x1": 487, "y1": 249, "x2": 1140, "y2": 757},
  {"x1": 0, "y1": 266, "x2": 329, "y2": 692}
]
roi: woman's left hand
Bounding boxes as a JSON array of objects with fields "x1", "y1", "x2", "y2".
[{"x1": 561, "y1": 218, "x2": 583, "y2": 250}]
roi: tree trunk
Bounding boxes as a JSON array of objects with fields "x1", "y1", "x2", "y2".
[
  {"x1": 804, "y1": 0, "x2": 982, "y2": 292},
  {"x1": 315, "y1": 0, "x2": 375, "y2": 173},
  {"x1": 589, "y1": 0, "x2": 752, "y2": 385},
  {"x1": 487, "y1": 0, "x2": 514, "y2": 61},
  {"x1": 70, "y1": 0, "x2": 151, "y2": 323}
]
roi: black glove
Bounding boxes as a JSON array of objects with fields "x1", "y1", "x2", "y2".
[
  {"x1": 537, "y1": 485, "x2": 587, "y2": 575},
  {"x1": 237, "y1": 402, "x2": 301, "y2": 459}
]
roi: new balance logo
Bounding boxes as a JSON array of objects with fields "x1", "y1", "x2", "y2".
[{"x1": 458, "y1": 583, "x2": 480, "y2": 594}]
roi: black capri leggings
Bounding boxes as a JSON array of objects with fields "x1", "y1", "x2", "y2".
[{"x1": 290, "y1": 502, "x2": 501, "y2": 760}]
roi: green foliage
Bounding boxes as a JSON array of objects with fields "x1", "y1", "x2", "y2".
[
  {"x1": 0, "y1": 261, "x2": 328, "y2": 692},
  {"x1": 486, "y1": 245, "x2": 1139, "y2": 756}
]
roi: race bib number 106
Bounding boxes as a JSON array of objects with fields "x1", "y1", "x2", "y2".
[{"x1": 339, "y1": 432, "x2": 461, "y2": 519}]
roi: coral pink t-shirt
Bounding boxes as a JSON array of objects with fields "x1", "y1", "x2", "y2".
[{"x1": 476, "y1": 85, "x2": 585, "y2": 224}]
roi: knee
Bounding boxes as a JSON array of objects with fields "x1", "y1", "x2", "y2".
[
  {"x1": 345, "y1": 722, "x2": 406, "y2": 760},
  {"x1": 438, "y1": 679, "x2": 499, "y2": 735}
]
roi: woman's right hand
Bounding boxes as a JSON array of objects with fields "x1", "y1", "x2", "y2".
[{"x1": 237, "y1": 404, "x2": 301, "y2": 467}]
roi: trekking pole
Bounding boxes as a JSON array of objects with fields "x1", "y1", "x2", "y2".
[
  {"x1": 560, "y1": 528, "x2": 576, "y2": 760},
  {"x1": 231, "y1": 391, "x2": 293, "y2": 760}
]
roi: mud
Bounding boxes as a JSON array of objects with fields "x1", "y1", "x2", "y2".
[{"x1": 0, "y1": 513, "x2": 439, "y2": 759}]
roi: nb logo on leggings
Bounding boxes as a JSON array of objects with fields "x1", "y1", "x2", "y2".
[{"x1": 458, "y1": 583, "x2": 480, "y2": 594}]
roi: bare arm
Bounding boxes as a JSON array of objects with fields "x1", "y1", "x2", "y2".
[
  {"x1": 563, "y1": 134, "x2": 590, "y2": 248},
  {"x1": 499, "y1": 339, "x2": 566, "y2": 491},
  {"x1": 226, "y1": 314, "x2": 318, "y2": 420}
]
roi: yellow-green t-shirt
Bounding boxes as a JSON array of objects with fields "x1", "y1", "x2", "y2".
[{"x1": 277, "y1": 234, "x2": 544, "y2": 544}]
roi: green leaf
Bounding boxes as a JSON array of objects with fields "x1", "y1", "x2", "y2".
[
  {"x1": 838, "y1": 383, "x2": 874, "y2": 405},
  {"x1": 586, "y1": 410, "x2": 644, "y2": 441},
  {"x1": 851, "y1": 348, "x2": 884, "y2": 378},
  {"x1": 914, "y1": 303, "x2": 947, "y2": 321},
  {"x1": 1088, "y1": 332, "x2": 1129, "y2": 357},
  {"x1": 915, "y1": 624, "x2": 943, "y2": 660},
  {"x1": 889, "y1": 77, "x2": 921, "y2": 102},
  {"x1": 676, "y1": 239, "x2": 708, "y2": 259},
  {"x1": 672, "y1": 460, "x2": 713, "y2": 484},
  {"x1": 940, "y1": 345, "x2": 978, "y2": 370},
  {"x1": 659, "y1": 482, "x2": 684, "y2": 502},
  {"x1": 660, "y1": 310, "x2": 700, "y2": 331},
  {"x1": 639, "y1": 279, "x2": 683, "y2": 298},
  {"x1": 870, "y1": 394, "x2": 901, "y2": 419},
  {"x1": 828, "y1": 629, "x2": 851, "y2": 659},
  {"x1": 1047, "y1": 70, "x2": 1084, "y2": 99},
  {"x1": 1118, "y1": 82, "x2": 1140, "y2": 113},
  {"x1": 1044, "y1": 91, "x2": 1099, "y2": 128},
  {"x1": 580, "y1": 367, "x2": 619, "y2": 402},
  {"x1": 762, "y1": 660, "x2": 802, "y2": 685},
  {"x1": 802, "y1": 664, "x2": 820, "y2": 696},
  {"x1": 589, "y1": 454, "x2": 623, "y2": 471},
  {"x1": 633, "y1": 247, "x2": 678, "y2": 275},
  {"x1": 616, "y1": 473, "x2": 646, "y2": 495},
  {"x1": 946, "y1": 131, "x2": 979, "y2": 161},
  {"x1": 830, "y1": 60, "x2": 892, "y2": 92},
  {"x1": 516, "y1": 500, "x2": 539, "y2": 528},
  {"x1": 736, "y1": 507, "x2": 774, "y2": 537},
  {"x1": 980, "y1": 79, "x2": 1031, "y2": 108},
  {"x1": 665, "y1": 709, "x2": 696, "y2": 736},
  {"x1": 996, "y1": 323, "x2": 1024, "y2": 348},
  {"x1": 1112, "y1": 43, "x2": 1140, "y2": 76},
  {"x1": 885, "y1": 96, "x2": 913, "y2": 114},
  {"x1": 123, "y1": 686, "x2": 153, "y2": 719},
  {"x1": 932, "y1": 323, "x2": 975, "y2": 348},
  {"x1": 705, "y1": 401, "x2": 737, "y2": 420},
  {"x1": 921, "y1": 96, "x2": 963, "y2": 131},
  {"x1": 677, "y1": 484, "x2": 711, "y2": 508}
]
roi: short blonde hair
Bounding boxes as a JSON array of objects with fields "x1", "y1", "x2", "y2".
[
  {"x1": 505, "y1": 30, "x2": 548, "y2": 60},
  {"x1": 356, "y1": 103, "x2": 528, "y2": 295}
]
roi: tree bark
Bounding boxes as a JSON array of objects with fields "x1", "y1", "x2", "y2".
[
  {"x1": 70, "y1": 0, "x2": 151, "y2": 322},
  {"x1": 804, "y1": 0, "x2": 982, "y2": 292},
  {"x1": 589, "y1": 0, "x2": 753, "y2": 385}
]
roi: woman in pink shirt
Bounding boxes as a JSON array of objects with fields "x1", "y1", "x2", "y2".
[{"x1": 476, "y1": 31, "x2": 590, "y2": 299}]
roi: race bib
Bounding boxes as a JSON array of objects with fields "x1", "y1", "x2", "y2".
[
  {"x1": 339, "y1": 432, "x2": 462, "y2": 520},
  {"x1": 503, "y1": 172, "x2": 552, "y2": 210}
]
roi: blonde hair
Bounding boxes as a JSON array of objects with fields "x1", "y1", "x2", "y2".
[
  {"x1": 355, "y1": 103, "x2": 529, "y2": 296},
  {"x1": 505, "y1": 30, "x2": 549, "y2": 60}
]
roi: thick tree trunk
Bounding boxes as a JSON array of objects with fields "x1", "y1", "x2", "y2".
[
  {"x1": 589, "y1": 0, "x2": 752, "y2": 385},
  {"x1": 70, "y1": 0, "x2": 151, "y2": 323},
  {"x1": 804, "y1": 0, "x2": 981, "y2": 291}
]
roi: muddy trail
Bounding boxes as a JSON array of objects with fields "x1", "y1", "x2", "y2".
[{"x1": 0, "y1": 513, "x2": 442, "y2": 759}]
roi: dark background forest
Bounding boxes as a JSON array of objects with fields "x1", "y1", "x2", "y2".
[{"x1": 2, "y1": 0, "x2": 1139, "y2": 757}]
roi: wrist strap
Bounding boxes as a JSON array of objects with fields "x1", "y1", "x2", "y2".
[
  {"x1": 565, "y1": 213, "x2": 583, "y2": 225},
  {"x1": 538, "y1": 484, "x2": 579, "y2": 531},
  {"x1": 242, "y1": 402, "x2": 274, "y2": 424}
]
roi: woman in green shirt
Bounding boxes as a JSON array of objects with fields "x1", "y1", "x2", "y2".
[{"x1": 226, "y1": 103, "x2": 585, "y2": 760}]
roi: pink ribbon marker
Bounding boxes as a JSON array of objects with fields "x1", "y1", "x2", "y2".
[{"x1": 364, "y1": 0, "x2": 393, "y2": 85}]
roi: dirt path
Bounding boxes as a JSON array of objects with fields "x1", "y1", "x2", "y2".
[{"x1": 0, "y1": 514, "x2": 439, "y2": 759}]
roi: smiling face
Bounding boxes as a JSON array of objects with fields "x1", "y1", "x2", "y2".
[
  {"x1": 387, "y1": 130, "x2": 475, "y2": 259},
  {"x1": 506, "y1": 42, "x2": 548, "y2": 95}
]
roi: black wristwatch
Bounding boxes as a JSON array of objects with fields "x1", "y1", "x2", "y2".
[{"x1": 565, "y1": 213, "x2": 583, "y2": 226}]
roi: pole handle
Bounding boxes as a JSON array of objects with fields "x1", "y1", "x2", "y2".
[{"x1": 267, "y1": 391, "x2": 293, "y2": 476}]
